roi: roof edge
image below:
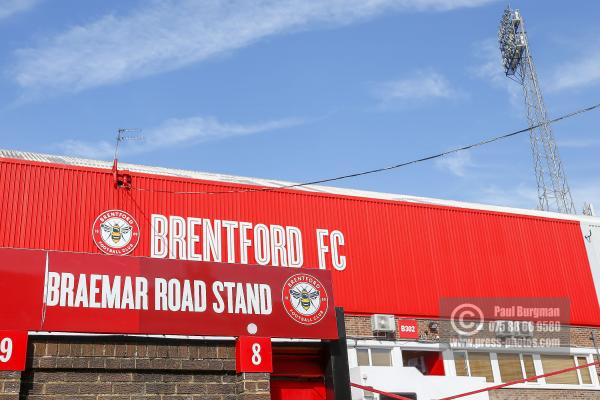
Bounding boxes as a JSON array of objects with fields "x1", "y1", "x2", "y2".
[{"x1": 1, "y1": 148, "x2": 598, "y2": 223}]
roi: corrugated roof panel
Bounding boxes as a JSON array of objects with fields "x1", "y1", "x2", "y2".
[{"x1": 3, "y1": 148, "x2": 600, "y2": 222}]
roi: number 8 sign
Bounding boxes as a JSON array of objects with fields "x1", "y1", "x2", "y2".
[
  {"x1": 236, "y1": 336, "x2": 272, "y2": 373},
  {"x1": 0, "y1": 331, "x2": 28, "y2": 371}
]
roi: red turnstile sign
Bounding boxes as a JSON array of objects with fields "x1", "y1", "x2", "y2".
[
  {"x1": 236, "y1": 336, "x2": 273, "y2": 373},
  {"x1": 0, "y1": 331, "x2": 28, "y2": 371},
  {"x1": 397, "y1": 319, "x2": 419, "y2": 339}
]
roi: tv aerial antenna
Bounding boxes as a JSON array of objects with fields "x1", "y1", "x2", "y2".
[
  {"x1": 498, "y1": 7, "x2": 575, "y2": 214},
  {"x1": 112, "y1": 128, "x2": 144, "y2": 188}
]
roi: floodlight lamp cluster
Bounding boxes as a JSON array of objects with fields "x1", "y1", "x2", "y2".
[{"x1": 498, "y1": 7, "x2": 526, "y2": 76}]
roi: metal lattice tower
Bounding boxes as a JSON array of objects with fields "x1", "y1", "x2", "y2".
[{"x1": 498, "y1": 7, "x2": 575, "y2": 214}]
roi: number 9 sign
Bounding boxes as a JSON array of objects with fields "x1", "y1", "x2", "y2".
[
  {"x1": 0, "y1": 331, "x2": 27, "y2": 371},
  {"x1": 236, "y1": 336, "x2": 272, "y2": 373},
  {"x1": 0, "y1": 338, "x2": 13, "y2": 362}
]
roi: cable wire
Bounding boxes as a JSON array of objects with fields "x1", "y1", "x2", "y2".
[{"x1": 131, "y1": 101, "x2": 600, "y2": 196}]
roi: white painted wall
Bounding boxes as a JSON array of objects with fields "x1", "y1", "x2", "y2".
[
  {"x1": 349, "y1": 366, "x2": 489, "y2": 400},
  {"x1": 581, "y1": 222, "x2": 600, "y2": 305}
]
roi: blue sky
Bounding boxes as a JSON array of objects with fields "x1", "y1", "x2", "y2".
[{"x1": 1, "y1": 0, "x2": 599, "y2": 212}]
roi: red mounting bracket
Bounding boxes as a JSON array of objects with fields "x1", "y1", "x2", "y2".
[{"x1": 112, "y1": 159, "x2": 132, "y2": 189}]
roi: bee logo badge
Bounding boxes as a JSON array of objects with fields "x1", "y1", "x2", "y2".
[
  {"x1": 282, "y1": 273, "x2": 329, "y2": 325},
  {"x1": 92, "y1": 210, "x2": 140, "y2": 255}
]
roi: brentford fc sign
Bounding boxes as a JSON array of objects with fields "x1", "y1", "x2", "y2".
[{"x1": 92, "y1": 210, "x2": 140, "y2": 255}]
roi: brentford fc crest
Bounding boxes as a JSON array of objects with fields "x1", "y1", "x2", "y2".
[
  {"x1": 282, "y1": 273, "x2": 329, "y2": 325},
  {"x1": 92, "y1": 210, "x2": 140, "y2": 255}
]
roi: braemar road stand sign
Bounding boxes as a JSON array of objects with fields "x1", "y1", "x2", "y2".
[{"x1": 0, "y1": 248, "x2": 337, "y2": 340}]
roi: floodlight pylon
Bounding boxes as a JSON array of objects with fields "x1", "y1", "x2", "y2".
[{"x1": 498, "y1": 7, "x2": 575, "y2": 214}]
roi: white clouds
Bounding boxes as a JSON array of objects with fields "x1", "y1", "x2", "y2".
[
  {"x1": 58, "y1": 115, "x2": 303, "y2": 159},
  {"x1": 571, "y1": 180, "x2": 600, "y2": 213},
  {"x1": 557, "y1": 137, "x2": 600, "y2": 148},
  {"x1": 477, "y1": 34, "x2": 600, "y2": 93},
  {"x1": 475, "y1": 183, "x2": 538, "y2": 209},
  {"x1": 472, "y1": 39, "x2": 502, "y2": 84},
  {"x1": 472, "y1": 38, "x2": 521, "y2": 107},
  {"x1": 0, "y1": 0, "x2": 38, "y2": 20},
  {"x1": 59, "y1": 140, "x2": 114, "y2": 160},
  {"x1": 549, "y1": 45, "x2": 600, "y2": 91},
  {"x1": 435, "y1": 150, "x2": 473, "y2": 177},
  {"x1": 373, "y1": 70, "x2": 459, "y2": 102},
  {"x1": 13, "y1": 0, "x2": 493, "y2": 93},
  {"x1": 462, "y1": 180, "x2": 600, "y2": 213}
]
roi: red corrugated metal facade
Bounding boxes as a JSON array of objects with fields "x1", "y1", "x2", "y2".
[{"x1": 1, "y1": 156, "x2": 599, "y2": 326}]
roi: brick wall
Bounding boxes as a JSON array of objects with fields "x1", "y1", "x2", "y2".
[
  {"x1": 346, "y1": 314, "x2": 600, "y2": 399},
  {"x1": 0, "y1": 336, "x2": 270, "y2": 400},
  {"x1": 344, "y1": 315, "x2": 600, "y2": 348},
  {"x1": 490, "y1": 388, "x2": 600, "y2": 399},
  {"x1": 346, "y1": 314, "x2": 600, "y2": 375},
  {"x1": 0, "y1": 371, "x2": 20, "y2": 400},
  {"x1": 345, "y1": 314, "x2": 600, "y2": 348},
  {"x1": 344, "y1": 316, "x2": 372, "y2": 338}
]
